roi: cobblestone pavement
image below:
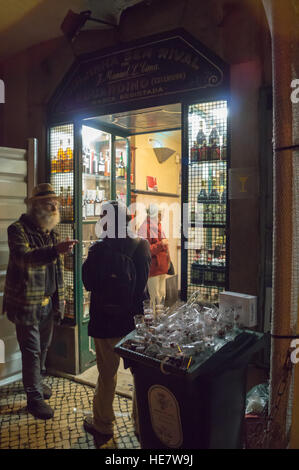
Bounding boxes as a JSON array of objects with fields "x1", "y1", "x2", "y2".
[{"x1": 0, "y1": 375, "x2": 140, "y2": 450}]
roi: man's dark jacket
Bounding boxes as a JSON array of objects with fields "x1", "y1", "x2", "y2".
[
  {"x1": 2, "y1": 214, "x2": 65, "y2": 325},
  {"x1": 82, "y1": 236, "x2": 151, "y2": 338}
]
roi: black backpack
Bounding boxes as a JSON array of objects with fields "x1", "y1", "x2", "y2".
[{"x1": 99, "y1": 239, "x2": 139, "y2": 316}]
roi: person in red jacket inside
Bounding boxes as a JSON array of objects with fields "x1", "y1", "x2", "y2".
[{"x1": 138, "y1": 203, "x2": 170, "y2": 307}]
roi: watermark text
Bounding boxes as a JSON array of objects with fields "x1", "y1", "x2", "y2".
[
  {"x1": 291, "y1": 79, "x2": 299, "y2": 104},
  {"x1": 0, "y1": 79, "x2": 5, "y2": 104},
  {"x1": 0, "y1": 339, "x2": 5, "y2": 363}
]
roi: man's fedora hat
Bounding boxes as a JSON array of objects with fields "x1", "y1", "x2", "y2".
[{"x1": 27, "y1": 183, "x2": 59, "y2": 202}]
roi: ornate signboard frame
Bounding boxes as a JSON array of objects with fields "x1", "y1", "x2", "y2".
[{"x1": 48, "y1": 29, "x2": 229, "y2": 122}]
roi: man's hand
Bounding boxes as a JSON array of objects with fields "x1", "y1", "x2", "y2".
[
  {"x1": 56, "y1": 237, "x2": 78, "y2": 255},
  {"x1": 161, "y1": 239, "x2": 169, "y2": 246}
]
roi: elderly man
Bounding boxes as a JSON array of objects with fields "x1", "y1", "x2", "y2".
[{"x1": 2, "y1": 183, "x2": 78, "y2": 420}]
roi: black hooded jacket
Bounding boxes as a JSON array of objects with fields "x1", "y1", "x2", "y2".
[{"x1": 82, "y1": 235, "x2": 151, "y2": 338}]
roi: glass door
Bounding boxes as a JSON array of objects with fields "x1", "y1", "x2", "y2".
[{"x1": 78, "y1": 124, "x2": 131, "y2": 371}]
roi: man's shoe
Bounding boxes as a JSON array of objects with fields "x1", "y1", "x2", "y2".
[
  {"x1": 27, "y1": 399, "x2": 54, "y2": 420},
  {"x1": 83, "y1": 416, "x2": 113, "y2": 442},
  {"x1": 42, "y1": 384, "x2": 52, "y2": 400}
]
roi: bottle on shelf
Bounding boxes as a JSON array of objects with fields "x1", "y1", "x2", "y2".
[
  {"x1": 90, "y1": 149, "x2": 95, "y2": 175},
  {"x1": 64, "y1": 138, "x2": 73, "y2": 173},
  {"x1": 196, "y1": 121, "x2": 208, "y2": 161},
  {"x1": 190, "y1": 203, "x2": 196, "y2": 224},
  {"x1": 57, "y1": 140, "x2": 65, "y2": 173},
  {"x1": 86, "y1": 191, "x2": 95, "y2": 218},
  {"x1": 206, "y1": 179, "x2": 220, "y2": 223},
  {"x1": 190, "y1": 142, "x2": 199, "y2": 163},
  {"x1": 117, "y1": 152, "x2": 125, "y2": 178},
  {"x1": 220, "y1": 186, "x2": 226, "y2": 223},
  {"x1": 208, "y1": 123, "x2": 221, "y2": 161},
  {"x1": 58, "y1": 186, "x2": 65, "y2": 219},
  {"x1": 82, "y1": 191, "x2": 87, "y2": 220},
  {"x1": 221, "y1": 132, "x2": 227, "y2": 160},
  {"x1": 197, "y1": 180, "x2": 208, "y2": 204},
  {"x1": 85, "y1": 147, "x2": 90, "y2": 174},
  {"x1": 208, "y1": 179, "x2": 220, "y2": 204},
  {"x1": 98, "y1": 152, "x2": 105, "y2": 176},
  {"x1": 104, "y1": 151, "x2": 110, "y2": 176},
  {"x1": 65, "y1": 186, "x2": 73, "y2": 220},
  {"x1": 94, "y1": 186, "x2": 102, "y2": 216},
  {"x1": 82, "y1": 147, "x2": 87, "y2": 173},
  {"x1": 51, "y1": 154, "x2": 57, "y2": 173},
  {"x1": 92, "y1": 151, "x2": 98, "y2": 175}
]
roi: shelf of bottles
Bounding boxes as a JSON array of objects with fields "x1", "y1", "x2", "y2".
[
  {"x1": 187, "y1": 100, "x2": 228, "y2": 303},
  {"x1": 81, "y1": 127, "x2": 128, "y2": 316},
  {"x1": 49, "y1": 124, "x2": 75, "y2": 320}
]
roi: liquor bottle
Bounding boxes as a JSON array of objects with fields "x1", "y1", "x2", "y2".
[
  {"x1": 207, "y1": 179, "x2": 220, "y2": 223},
  {"x1": 221, "y1": 132, "x2": 227, "y2": 160},
  {"x1": 82, "y1": 147, "x2": 87, "y2": 173},
  {"x1": 86, "y1": 191, "x2": 95, "y2": 217},
  {"x1": 208, "y1": 179, "x2": 220, "y2": 204},
  {"x1": 85, "y1": 147, "x2": 90, "y2": 174},
  {"x1": 90, "y1": 149, "x2": 95, "y2": 175},
  {"x1": 220, "y1": 186, "x2": 226, "y2": 204},
  {"x1": 197, "y1": 180, "x2": 208, "y2": 204},
  {"x1": 98, "y1": 152, "x2": 105, "y2": 176},
  {"x1": 82, "y1": 191, "x2": 87, "y2": 220},
  {"x1": 190, "y1": 204, "x2": 195, "y2": 224},
  {"x1": 104, "y1": 151, "x2": 110, "y2": 177},
  {"x1": 65, "y1": 186, "x2": 73, "y2": 220},
  {"x1": 190, "y1": 142, "x2": 199, "y2": 163},
  {"x1": 117, "y1": 152, "x2": 125, "y2": 178},
  {"x1": 208, "y1": 123, "x2": 221, "y2": 161},
  {"x1": 92, "y1": 151, "x2": 98, "y2": 175},
  {"x1": 51, "y1": 155, "x2": 57, "y2": 173},
  {"x1": 220, "y1": 186, "x2": 226, "y2": 223},
  {"x1": 57, "y1": 140, "x2": 65, "y2": 173},
  {"x1": 196, "y1": 121, "x2": 208, "y2": 161},
  {"x1": 58, "y1": 186, "x2": 65, "y2": 220},
  {"x1": 65, "y1": 139, "x2": 73, "y2": 173},
  {"x1": 94, "y1": 186, "x2": 101, "y2": 216}
]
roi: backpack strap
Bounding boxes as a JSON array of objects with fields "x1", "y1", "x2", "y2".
[{"x1": 106, "y1": 237, "x2": 140, "y2": 261}]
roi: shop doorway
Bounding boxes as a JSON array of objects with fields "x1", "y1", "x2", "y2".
[{"x1": 81, "y1": 102, "x2": 182, "y2": 304}]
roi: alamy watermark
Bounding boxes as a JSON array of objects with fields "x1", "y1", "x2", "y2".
[
  {"x1": 291, "y1": 79, "x2": 299, "y2": 104},
  {"x1": 0, "y1": 79, "x2": 5, "y2": 104},
  {"x1": 0, "y1": 339, "x2": 5, "y2": 363}
]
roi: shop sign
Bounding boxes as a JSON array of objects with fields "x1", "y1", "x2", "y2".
[
  {"x1": 52, "y1": 33, "x2": 224, "y2": 113},
  {"x1": 148, "y1": 384, "x2": 183, "y2": 448}
]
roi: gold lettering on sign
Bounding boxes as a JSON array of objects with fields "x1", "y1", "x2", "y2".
[{"x1": 157, "y1": 48, "x2": 200, "y2": 71}]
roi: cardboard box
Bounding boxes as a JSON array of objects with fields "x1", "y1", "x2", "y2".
[{"x1": 219, "y1": 291, "x2": 257, "y2": 327}]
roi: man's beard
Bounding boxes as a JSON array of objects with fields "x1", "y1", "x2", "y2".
[{"x1": 31, "y1": 206, "x2": 61, "y2": 231}]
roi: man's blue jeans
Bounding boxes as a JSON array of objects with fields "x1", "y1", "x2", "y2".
[{"x1": 15, "y1": 299, "x2": 53, "y2": 402}]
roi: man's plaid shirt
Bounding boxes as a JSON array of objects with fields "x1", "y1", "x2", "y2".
[{"x1": 2, "y1": 214, "x2": 65, "y2": 325}]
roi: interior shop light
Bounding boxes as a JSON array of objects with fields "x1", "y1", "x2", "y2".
[{"x1": 148, "y1": 138, "x2": 176, "y2": 164}]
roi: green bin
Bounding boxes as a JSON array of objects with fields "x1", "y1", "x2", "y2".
[{"x1": 115, "y1": 330, "x2": 265, "y2": 449}]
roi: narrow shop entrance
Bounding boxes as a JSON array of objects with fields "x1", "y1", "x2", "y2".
[{"x1": 47, "y1": 29, "x2": 229, "y2": 374}]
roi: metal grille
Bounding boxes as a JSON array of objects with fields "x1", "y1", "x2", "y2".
[
  {"x1": 50, "y1": 124, "x2": 74, "y2": 222},
  {"x1": 50, "y1": 124, "x2": 75, "y2": 321},
  {"x1": 55, "y1": 223, "x2": 75, "y2": 321},
  {"x1": 187, "y1": 100, "x2": 228, "y2": 303}
]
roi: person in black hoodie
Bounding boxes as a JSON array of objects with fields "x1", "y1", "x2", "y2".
[{"x1": 82, "y1": 200, "x2": 151, "y2": 444}]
